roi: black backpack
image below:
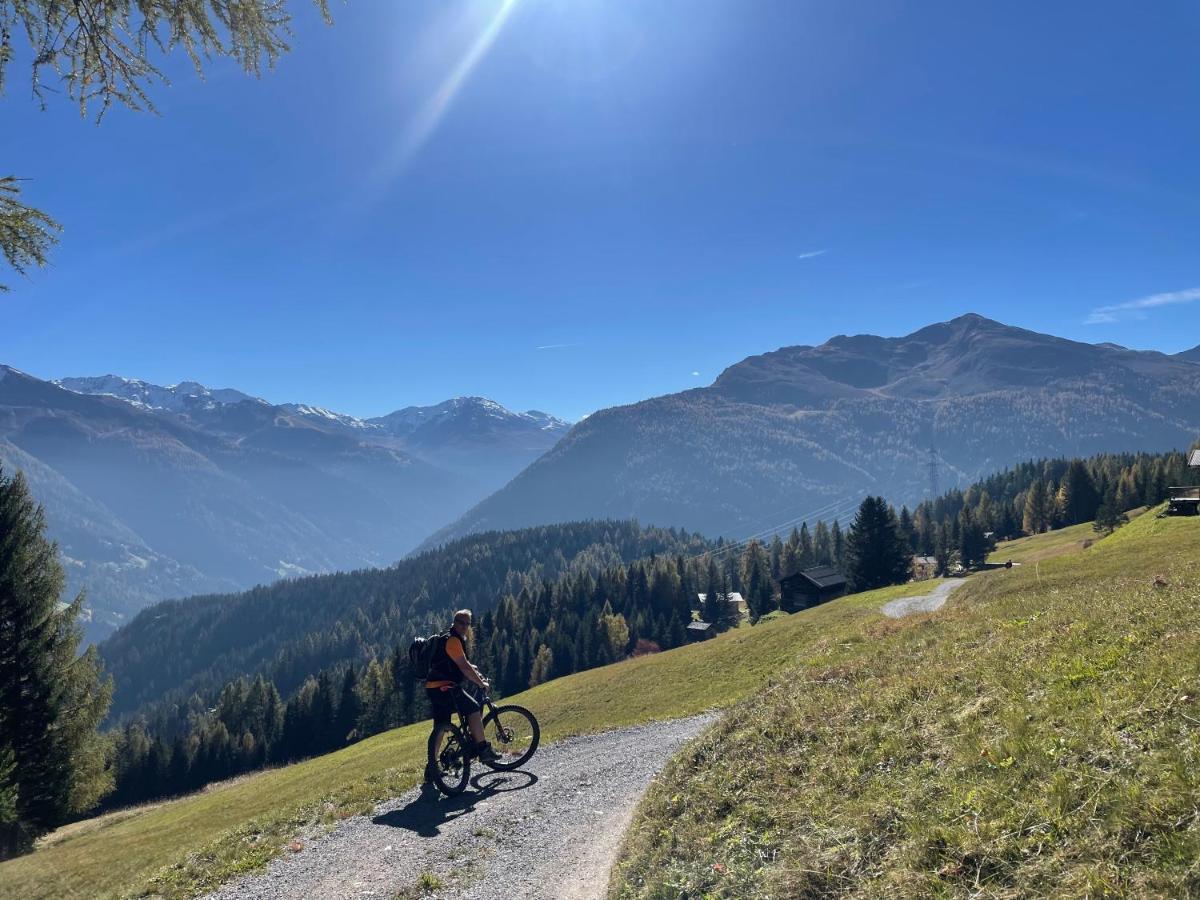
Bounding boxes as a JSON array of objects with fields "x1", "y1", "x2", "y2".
[{"x1": 407, "y1": 630, "x2": 449, "y2": 681}]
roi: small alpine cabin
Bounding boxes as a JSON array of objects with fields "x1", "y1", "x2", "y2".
[
  {"x1": 1166, "y1": 449, "x2": 1200, "y2": 516},
  {"x1": 779, "y1": 565, "x2": 848, "y2": 613}
]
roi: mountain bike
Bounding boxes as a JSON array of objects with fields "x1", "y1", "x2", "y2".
[{"x1": 427, "y1": 685, "x2": 540, "y2": 796}]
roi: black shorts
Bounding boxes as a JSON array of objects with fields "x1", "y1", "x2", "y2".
[{"x1": 427, "y1": 685, "x2": 480, "y2": 726}]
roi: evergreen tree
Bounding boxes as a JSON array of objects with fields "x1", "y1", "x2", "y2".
[
  {"x1": 934, "y1": 521, "x2": 955, "y2": 576},
  {"x1": 333, "y1": 668, "x2": 360, "y2": 744},
  {"x1": 813, "y1": 521, "x2": 833, "y2": 566},
  {"x1": 957, "y1": 506, "x2": 989, "y2": 569},
  {"x1": 0, "y1": 468, "x2": 112, "y2": 858},
  {"x1": 768, "y1": 535, "x2": 784, "y2": 582},
  {"x1": 898, "y1": 506, "x2": 917, "y2": 554},
  {"x1": 1093, "y1": 488, "x2": 1128, "y2": 535},
  {"x1": 845, "y1": 497, "x2": 911, "y2": 591},
  {"x1": 782, "y1": 529, "x2": 801, "y2": 578},
  {"x1": 831, "y1": 520, "x2": 846, "y2": 570},
  {"x1": 1059, "y1": 459, "x2": 1100, "y2": 525},
  {"x1": 529, "y1": 645, "x2": 554, "y2": 687},
  {"x1": 1023, "y1": 480, "x2": 1052, "y2": 534},
  {"x1": 798, "y1": 524, "x2": 814, "y2": 568}
]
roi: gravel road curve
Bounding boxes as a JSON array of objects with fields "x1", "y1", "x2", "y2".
[
  {"x1": 206, "y1": 715, "x2": 715, "y2": 900},
  {"x1": 880, "y1": 577, "x2": 967, "y2": 618}
]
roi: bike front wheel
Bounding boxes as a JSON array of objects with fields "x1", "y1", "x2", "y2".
[
  {"x1": 481, "y1": 704, "x2": 540, "y2": 771},
  {"x1": 428, "y1": 723, "x2": 471, "y2": 795}
]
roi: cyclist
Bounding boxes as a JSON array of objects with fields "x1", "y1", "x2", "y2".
[{"x1": 425, "y1": 609, "x2": 499, "y2": 781}]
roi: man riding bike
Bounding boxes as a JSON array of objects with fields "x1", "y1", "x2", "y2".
[{"x1": 425, "y1": 609, "x2": 500, "y2": 782}]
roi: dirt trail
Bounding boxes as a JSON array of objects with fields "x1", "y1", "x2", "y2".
[
  {"x1": 205, "y1": 715, "x2": 713, "y2": 900},
  {"x1": 880, "y1": 577, "x2": 967, "y2": 618}
]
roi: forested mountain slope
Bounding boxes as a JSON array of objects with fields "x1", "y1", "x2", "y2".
[
  {"x1": 0, "y1": 368, "x2": 567, "y2": 640},
  {"x1": 427, "y1": 315, "x2": 1200, "y2": 546},
  {"x1": 100, "y1": 520, "x2": 712, "y2": 718}
]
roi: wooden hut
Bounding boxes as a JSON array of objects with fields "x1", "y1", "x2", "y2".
[{"x1": 779, "y1": 565, "x2": 848, "y2": 613}]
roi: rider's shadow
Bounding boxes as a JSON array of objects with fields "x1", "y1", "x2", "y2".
[{"x1": 371, "y1": 770, "x2": 538, "y2": 837}]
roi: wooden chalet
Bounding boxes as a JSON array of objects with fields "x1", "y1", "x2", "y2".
[
  {"x1": 912, "y1": 555, "x2": 938, "y2": 581},
  {"x1": 779, "y1": 565, "x2": 848, "y2": 612},
  {"x1": 1162, "y1": 449, "x2": 1200, "y2": 516},
  {"x1": 686, "y1": 621, "x2": 713, "y2": 641},
  {"x1": 1167, "y1": 485, "x2": 1200, "y2": 516}
]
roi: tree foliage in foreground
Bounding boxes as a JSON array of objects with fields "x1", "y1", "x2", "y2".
[
  {"x1": 0, "y1": 467, "x2": 111, "y2": 859},
  {"x1": 0, "y1": 0, "x2": 331, "y2": 290},
  {"x1": 0, "y1": 178, "x2": 60, "y2": 292}
]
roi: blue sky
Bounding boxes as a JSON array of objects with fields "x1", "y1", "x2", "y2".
[{"x1": 4, "y1": 0, "x2": 1199, "y2": 421}]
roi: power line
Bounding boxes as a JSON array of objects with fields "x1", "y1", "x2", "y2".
[
  {"x1": 927, "y1": 446, "x2": 941, "y2": 499},
  {"x1": 687, "y1": 491, "x2": 866, "y2": 564}
]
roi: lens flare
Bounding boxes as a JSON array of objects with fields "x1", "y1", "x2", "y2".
[{"x1": 377, "y1": 0, "x2": 521, "y2": 183}]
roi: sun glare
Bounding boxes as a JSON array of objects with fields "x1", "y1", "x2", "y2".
[{"x1": 376, "y1": 0, "x2": 522, "y2": 183}]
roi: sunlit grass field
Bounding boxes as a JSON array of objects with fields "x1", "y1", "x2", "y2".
[
  {"x1": 613, "y1": 509, "x2": 1200, "y2": 898},
  {"x1": 0, "y1": 581, "x2": 925, "y2": 899}
]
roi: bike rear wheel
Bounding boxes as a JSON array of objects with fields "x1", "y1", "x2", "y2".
[
  {"x1": 428, "y1": 723, "x2": 471, "y2": 795},
  {"x1": 481, "y1": 704, "x2": 540, "y2": 771}
]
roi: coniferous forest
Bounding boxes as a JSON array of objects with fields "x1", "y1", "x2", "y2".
[{"x1": 2, "y1": 447, "x2": 1196, "y2": 848}]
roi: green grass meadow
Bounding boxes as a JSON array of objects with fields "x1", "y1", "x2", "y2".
[
  {"x1": 612, "y1": 509, "x2": 1200, "y2": 898},
  {"x1": 0, "y1": 577, "x2": 922, "y2": 899}
]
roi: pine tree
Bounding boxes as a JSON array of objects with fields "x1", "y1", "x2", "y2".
[
  {"x1": 845, "y1": 497, "x2": 911, "y2": 591},
  {"x1": 799, "y1": 523, "x2": 814, "y2": 568},
  {"x1": 333, "y1": 667, "x2": 360, "y2": 745},
  {"x1": 0, "y1": 468, "x2": 112, "y2": 857},
  {"x1": 529, "y1": 645, "x2": 554, "y2": 687},
  {"x1": 934, "y1": 521, "x2": 955, "y2": 576},
  {"x1": 1022, "y1": 480, "x2": 1052, "y2": 534},
  {"x1": 831, "y1": 520, "x2": 845, "y2": 570},
  {"x1": 1060, "y1": 460, "x2": 1099, "y2": 525},
  {"x1": 768, "y1": 535, "x2": 784, "y2": 582},
  {"x1": 957, "y1": 506, "x2": 988, "y2": 569},
  {"x1": 813, "y1": 521, "x2": 833, "y2": 566},
  {"x1": 898, "y1": 506, "x2": 917, "y2": 554}
]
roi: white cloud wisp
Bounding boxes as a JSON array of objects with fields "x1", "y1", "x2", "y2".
[{"x1": 1085, "y1": 287, "x2": 1200, "y2": 325}]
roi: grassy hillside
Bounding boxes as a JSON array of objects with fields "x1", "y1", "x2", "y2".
[
  {"x1": 0, "y1": 580, "x2": 925, "y2": 900},
  {"x1": 612, "y1": 510, "x2": 1200, "y2": 898}
]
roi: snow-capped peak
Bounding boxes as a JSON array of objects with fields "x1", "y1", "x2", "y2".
[
  {"x1": 54, "y1": 375, "x2": 261, "y2": 413},
  {"x1": 279, "y1": 403, "x2": 376, "y2": 431}
]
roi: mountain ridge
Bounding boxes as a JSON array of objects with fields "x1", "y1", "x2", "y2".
[
  {"x1": 423, "y1": 314, "x2": 1200, "y2": 548},
  {"x1": 2, "y1": 369, "x2": 568, "y2": 639}
]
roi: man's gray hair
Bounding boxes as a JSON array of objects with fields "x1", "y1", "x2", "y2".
[{"x1": 453, "y1": 609, "x2": 473, "y2": 625}]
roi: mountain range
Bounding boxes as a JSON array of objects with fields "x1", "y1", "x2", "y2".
[
  {"x1": 0, "y1": 369, "x2": 568, "y2": 640},
  {"x1": 6, "y1": 314, "x2": 1198, "y2": 641},
  {"x1": 424, "y1": 314, "x2": 1200, "y2": 547}
]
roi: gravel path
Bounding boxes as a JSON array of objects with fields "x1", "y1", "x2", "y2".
[
  {"x1": 206, "y1": 715, "x2": 715, "y2": 900},
  {"x1": 880, "y1": 578, "x2": 967, "y2": 618}
]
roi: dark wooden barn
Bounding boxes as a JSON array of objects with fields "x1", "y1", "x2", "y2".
[
  {"x1": 1166, "y1": 486, "x2": 1200, "y2": 517},
  {"x1": 779, "y1": 565, "x2": 848, "y2": 613}
]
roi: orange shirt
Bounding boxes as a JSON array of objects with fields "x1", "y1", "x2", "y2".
[{"x1": 425, "y1": 634, "x2": 466, "y2": 690}]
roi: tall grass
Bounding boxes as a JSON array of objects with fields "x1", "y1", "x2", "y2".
[{"x1": 612, "y1": 510, "x2": 1200, "y2": 898}]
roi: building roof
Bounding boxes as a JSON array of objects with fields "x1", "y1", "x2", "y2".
[
  {"x1": 687, "y1": 621, "x2": 712, "y2": 631},
  {"x1": 913, "y1": 556, "x2": 937, "y2": 566},
  {"x1": 782, "y1": 565, "x2": 848, "y2": 591},
  {"x1": 1190, "y1": 448, "x2": 1200, "y2": 467},
  {"x1": 697, "y1": 592, "x2": 745, "y2": 605}
]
